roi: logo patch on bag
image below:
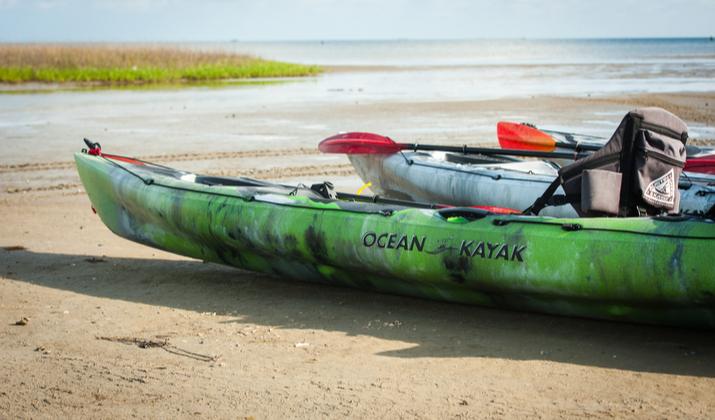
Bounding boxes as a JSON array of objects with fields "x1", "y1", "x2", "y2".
[{"x1": 643, "y1": 169, "x2": 675, "y2": 208}]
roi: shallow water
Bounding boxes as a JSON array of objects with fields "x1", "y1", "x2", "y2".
[
  {"x1": 1, "y1": 38, "x2": 714, "y2": 168},
  {"x1": 4, "y1": 39, "x2": 713, "y2": 109},
  {"x1": 197, "y1": 38, "x2": 715, "y2": 66},
  {"x1": 192, "y1": 38, "x2": 715, "y2": 99}
]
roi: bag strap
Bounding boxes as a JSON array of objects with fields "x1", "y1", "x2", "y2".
[
  {"x1": 523, "y1": 176, "x2": 563, "y2": 215},
  {"x1": 617, "y1": 115, "x2": 641, "y2": 216}
]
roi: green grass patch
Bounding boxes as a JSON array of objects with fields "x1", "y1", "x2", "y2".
[
  {"x1": 0, "y1": 61, "x2": 321, "y2": 84},
  {"x1": 0, "y1": 45, "x2": 322, "y2": 85}
]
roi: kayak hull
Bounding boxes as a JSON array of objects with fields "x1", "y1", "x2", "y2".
[{"x1": 76, "y1": 152, "x2": 715, "y2": 328}]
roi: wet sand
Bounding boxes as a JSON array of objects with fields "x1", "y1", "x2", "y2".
[{"x1": 1, "y1": 91, "x2": 715, "y2": 418}]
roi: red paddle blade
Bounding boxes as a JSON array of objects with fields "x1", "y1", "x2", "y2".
[
  {"x1": 684, "y1": 155, "x2": 715, "y2": 174},
  {"x1": 497, "y1": 121, "x2": 557, "y2": 152},
  {"x1": 319, "y1": 132, "x2": 403, "y2": 154}
]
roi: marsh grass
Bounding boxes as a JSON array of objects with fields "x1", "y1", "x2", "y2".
[
  {"x1": 0, "y1": 44, "x2": 322, "y2": 84},
  {"x1": 0, "y1": 79, "x2": 291, "y2": 94}
]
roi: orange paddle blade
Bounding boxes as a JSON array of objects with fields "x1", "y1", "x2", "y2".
[{"x1": 497, "y1": 121, "x2": 556, "y2": 152}]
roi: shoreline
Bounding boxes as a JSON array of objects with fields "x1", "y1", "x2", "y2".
[
  {"x1": 3, "y1": 60, "x2": 712, "y2": 93},
  {"x1": 0, "y1": 77, "x2": 300, "y2": 94}
]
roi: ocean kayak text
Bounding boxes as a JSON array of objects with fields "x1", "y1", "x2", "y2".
[{"x1": 361, "y1": 232, "x2": 526, "y2": 262}]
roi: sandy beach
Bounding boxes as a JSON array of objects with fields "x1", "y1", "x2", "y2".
[{"x1": 1, "y1": 84, "x2": 715, "y2": 418}]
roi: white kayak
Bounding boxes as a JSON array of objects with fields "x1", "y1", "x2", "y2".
[{"x1": 348, "y1": 151, "x2": 715, "y2": 217}]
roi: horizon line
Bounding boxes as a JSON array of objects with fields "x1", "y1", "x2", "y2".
[{"x1": 1, "y1": 36, "x2": 714, "y2": 44}]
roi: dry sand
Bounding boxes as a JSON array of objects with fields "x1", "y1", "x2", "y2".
[{"x1": 1, "y1": 91, "x2": 715, "y2": 418}]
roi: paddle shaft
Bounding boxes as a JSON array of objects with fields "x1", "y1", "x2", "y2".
[
  {"x1": 401, "y1": 143, "x2": 591, "y2": 160},
  {"x1": 533, "y1": 128, "x2": 708, "y2": 159},
  {"x1": 540, "y1": 128, "x2": 604, "y2": 141},
  {"x1": 551, "y1": 140, "x2": 601, "y2": 152}
]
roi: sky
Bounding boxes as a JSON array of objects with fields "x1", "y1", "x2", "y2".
[{"x1": 0, "y1": 0, "x2": 714, "y2": 42}]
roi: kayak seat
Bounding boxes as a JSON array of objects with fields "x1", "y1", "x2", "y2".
[{"x1": 527, "y1": 107, "x2": 688, "y2": 217}]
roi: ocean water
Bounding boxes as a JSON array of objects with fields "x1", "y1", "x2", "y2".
[
  {"x1": 202, "y1": 38, "x2": 715, "y2": 67},
  {"x1": 185, "y1": 38, "x2": 715, "y2": 100}
]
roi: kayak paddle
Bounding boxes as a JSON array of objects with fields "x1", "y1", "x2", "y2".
[
  {"x1": 496, "y1": 121, "x2": 601, "y2": 153},
  {"x1": 497, "y1": 121, "x2": 715, "y2": 174},
  {"x1": 319, "y1": 132, "x2": 590, "y2": 160}
]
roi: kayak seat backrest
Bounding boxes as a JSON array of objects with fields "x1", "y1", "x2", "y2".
[{"x1": 527, "y1": 107, "x2": 688, "y2": 217}]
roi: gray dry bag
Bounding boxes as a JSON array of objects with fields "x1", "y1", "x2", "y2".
[{"x1": 526, "y1": 107, "x2": 688, "y2": 217}]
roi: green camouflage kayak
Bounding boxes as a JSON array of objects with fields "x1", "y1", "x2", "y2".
[{"x1": 75, "y1": 148, "x2": 715, "y2": 328}]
